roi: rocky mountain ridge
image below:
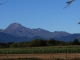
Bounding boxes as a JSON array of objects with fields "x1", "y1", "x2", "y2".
[
  {"x1": 0, "y1": 23, "x2": 80, "y2": 43},
  {"x1": 3, "y1": 23, "x2": 70, "y2": 38}
]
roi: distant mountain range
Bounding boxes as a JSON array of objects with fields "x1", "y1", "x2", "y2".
[{"x1": 0, "y1": 23, "x2": 80, "y2": 43}]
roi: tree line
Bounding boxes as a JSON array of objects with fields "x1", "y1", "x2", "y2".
[{"x1": 0, "y1": 39, "x2": 80, "y2": 48}]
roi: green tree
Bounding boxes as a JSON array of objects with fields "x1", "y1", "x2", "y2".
[
  {"x1": 7, "y1": 42, "x2": 14, "y2": 48},
  {"x1": 73, "y1": 39, "x2": 79, "y2": 45},
  {"x1": 17, "y1": 42, "x2": 29, "y2": 47},
  {"x1": 66, "y1": 41, "x2": 73, "y2": 45},
  {"x1": 55, "y1": 40, "x2": 65, "y2": 46},
  {"x1": 9, "y1": 43, "x2": 17, "y2": 48},
  {"x1": 47, "y1": 39, "x2": 56, "y2": 46},
  {"x1": 29, "y1": 39, "x2": 46, "y2": 47},
  {"x1": 0, "y1": 43, "x2": 7, "y2": 48}
]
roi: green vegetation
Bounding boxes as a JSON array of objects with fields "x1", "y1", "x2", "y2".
[
  {"x1": 0, "y1": 39, "x2": 80, "y2": 54},
  {"x1": 0, "y1": 46, "x2": 80, "y2": 54},
  {"x1": 0, "y1": 39, "x2": 80, "y2": 59},
  {"x1": 0, "y1": 39, "x2": 80, "y2": 48}
]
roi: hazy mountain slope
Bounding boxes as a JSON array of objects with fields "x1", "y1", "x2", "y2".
[
  {"x1": 0, "y1": 29, "x2": 4, "y2": 32},
  {"x1": 4, "y1": 23, "x2": 35, "y2": 37},
  {"x1": 1, "y1": 22, "x2": 80, "y2": 43},
  {"x1": 0, "y1": 32, "x2": 29, "y2": 43},
  {"x1": 0, "y1": 32, "x2": 17, "y2": 43},
  {"x1": 55, "y1": 34, "x2": 80, "y2": 41},
  {"x1": 3, "y1": 23, "x2": 70, "y2": 39}
]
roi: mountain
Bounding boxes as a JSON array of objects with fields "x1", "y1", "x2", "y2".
[
  {"x1": 56, "y1": 34, "x2": 80, "y2": 42},
  {"x1": 0, "y1": 32, "x2": 17, "y2": 43},
  {"x1": 29, "y1": 36, "x2": 47, "y2": 41},
  {"x1": 0, "y1": 29, "x2": 4, "y2": 32},
  {"x1": 0, "y1": 32, "x2": 29, "y2": 43},
  {"x1": 0, "y1": 22, "x2": 80, "y2": 43},
  {"x1": 3, "y1": 23, "x2": 70, "y2": 39},
  {"x1": 4, "y1": 23, "x2": 35, "y2": 37}
]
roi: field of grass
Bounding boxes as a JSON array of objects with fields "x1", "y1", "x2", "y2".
[
  {"x1": 0, "y1": 46, "x2": 80, "y2": 60},
  {"x1": 0, "y1": 46, "x2": 80, "y2": 54}
]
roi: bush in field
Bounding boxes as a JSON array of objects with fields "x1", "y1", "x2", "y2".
[
  {"x1": 17, "y1": 42, "x2": 29, "y2": 47},
  {"x1": 46, "y1": 39, "x2": 66, "y2": 46},
  {"x1": 0, "y1": 43, "x2": 7, "y2": 48},
  {"x1": 0, "y1": 45, "x2": 4, "y2": 48},
  {"x1": 46, "y1": 39, "x2": 56, "y2": 46},
  {"x1": 73, "y1": 39, "x2": 80, "y2": 45},
  {"x1": 9, "y1": 43, "x2": 17, "y2": 48},
  {"x1": 29, "y1": 39, "x2": 46, "y2": 47}
]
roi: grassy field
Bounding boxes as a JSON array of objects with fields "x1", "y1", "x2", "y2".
[
  {"x1": 0, "y1": 46, "x2": 80, "y2": 60},
  {"x1": 0, "y1": 46, "x2": 80, "y2": 54}
]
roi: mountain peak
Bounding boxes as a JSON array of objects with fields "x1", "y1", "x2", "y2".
[
  {"x1": 6, "y1": 22, "x2": 23, "y2": 30},
  {"x1": 10, "y1": 22, "x2": 22, "y2": 27}
]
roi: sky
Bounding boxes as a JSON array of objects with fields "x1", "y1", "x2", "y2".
[{"x1": 0, "y1": 0, "x2": 80, "y2": 34}]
